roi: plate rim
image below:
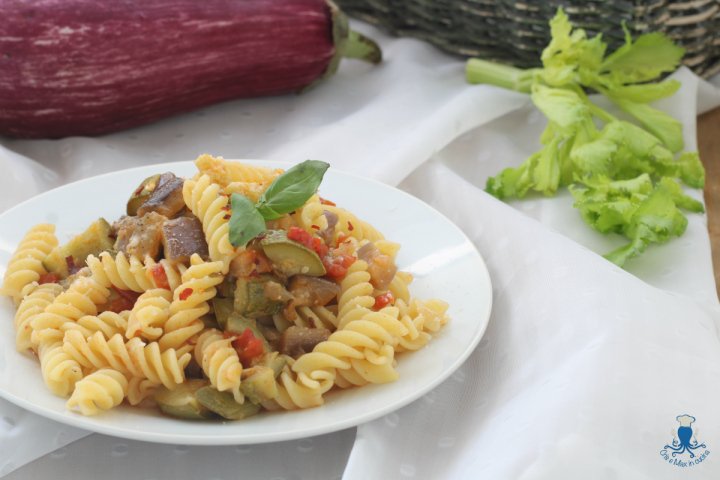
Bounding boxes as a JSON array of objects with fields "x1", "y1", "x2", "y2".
[{"x1": 0, "y1": 159, "x2": 492, "y2": 445}]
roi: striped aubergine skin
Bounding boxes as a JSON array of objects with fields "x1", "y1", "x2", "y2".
[{"x1": 0, "y1": 0, "x2": 335, "y2": 138}]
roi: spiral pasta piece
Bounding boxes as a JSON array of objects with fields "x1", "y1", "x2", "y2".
[
  {"x1": 60, "y1": 311, "x2": 128, "y2": 341},
  {"x1": 29, "y1": 276, "x2": 110, "y2": 336},
  {"x1": 15, "y1": 283, "x2": 64, "y2": 353},
  {"x1": 126, "y1": 289, "x2": 172, "y2": 340},
  {"x1": 86, "y1": 252, "x2": 181, "y2": 293},
  {"x1": 1, "y1": 224, "x2": 59, "y2": 305},
  {"x1": 262, "y1": 356, "x2": 330, "y2": 411},
  {"x1": 35, "y1": 329, "x2": 83, "y2": 397},
  {"x1": 223, "y1": 160, "x2": 283, "y2": 183},
  {"x1": 62, "y1": 330, "x2": 190, "y2": 390},
  {"x1": 127, "y1": 377, "x2": 160, "y2": 406},
  {"x1": 293, "y1": 309, "x2": 406, "y2": 389},
  {"x1": 194, "y1": 328, "x2": 244, "y2": 403},
  {"x1": 183, "y1": 175, "x2": 245, "y2": 273},
  {"x1": 66, "y1": 369, "x2": 129, "y2": 416},
  {"x1": 336, "y1": 260, "x2": 375, "y2": 330},
  {"x1": 292, "y1": 197, "x2": 385, "y2": 244},
  {"x1": 160, "y1": 255, "x2": 223, "y2": 352}
]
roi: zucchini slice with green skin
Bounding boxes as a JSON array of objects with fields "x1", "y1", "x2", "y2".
[
  {"x1": 195, "y1": 387, "x2": 261, "y2": 420},
  {"x1": 256, "y1": 351, "x2": 287, "y2": 378},
  {"x1": 260, "y1": 230, "x2": 326, "y2": 278},
  {"x1": 42, "y1": 218, "x2": 115, "y2": 279},
  {"x1": 155, "y1": 379, "x2": 216, "y2": 420},
  {"x1": 213, "y1": 297, "x2": 235, "y2": 330},
  {"x1": 127, "y1": 174, "x2": 160, "y2": 216},
  {"x1": 234, "y1": 274, "x2": 286, "y2": 319},
  {"x1": 241, "y1": 366, "x2": 279, "y2": 404}
]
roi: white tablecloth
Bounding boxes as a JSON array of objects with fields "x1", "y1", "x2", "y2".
[{"x1": 1, "y1": 20, "x2": 720, "y2": 480}]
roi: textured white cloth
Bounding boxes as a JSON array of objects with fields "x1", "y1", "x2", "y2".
[{"x1": 1, "y1": 20, "x2": 720, "y2": 480}]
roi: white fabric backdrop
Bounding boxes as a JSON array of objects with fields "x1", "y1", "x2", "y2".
[{"x1": 1, "y1": 20, "x2": 719, "y2": 479}]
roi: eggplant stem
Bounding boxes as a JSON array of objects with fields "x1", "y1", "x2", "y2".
[{"x1": 344, "y1": 31, "x2": 382, "y2": 64}]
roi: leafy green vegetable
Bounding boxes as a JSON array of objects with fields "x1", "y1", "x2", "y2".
[
  {"x1": 465, "y1": 8, "x2": 706, "y2": 268},
  {"x1": 229, "y1": 194, "x2": 267, "y2": 248},
  {"x1": 228, "y1": 160, "x2": 330, "y2": 247}
]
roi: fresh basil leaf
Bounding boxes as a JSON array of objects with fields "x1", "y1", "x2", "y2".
[
  {"x1": 229, "y1": 193, "x2": 267, "y2": 247},
  {"x1": 256, "y1": 203, "x2": 284, "y2": 221},
  {"x1": 258, "y1": 160, "x2": 330, "y2": 215}
]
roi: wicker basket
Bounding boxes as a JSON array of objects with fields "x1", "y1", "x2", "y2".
[{"x1": 336, "y1": 0, "x2": 720, "y2": 78}]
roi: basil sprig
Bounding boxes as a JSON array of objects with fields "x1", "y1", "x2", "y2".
[{"x1": 228, "y1": 160, "x2": 330, "y2": 247}]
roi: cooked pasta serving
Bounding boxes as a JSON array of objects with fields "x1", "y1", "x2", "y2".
[{"x1": 1, "y1": 155, "x2": 450, "y2": 419}]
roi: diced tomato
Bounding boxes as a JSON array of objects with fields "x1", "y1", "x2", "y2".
[
  {"x1": 288, "y1": 226, "x2": 328, "y2": 257},
  {"x1": 336, "y1": 234, "x2": 351, "y2": 246},
  {"x1": 322, "y1": 253, "x2": 356, "y2": 278},
  {"x1": 287, "y1": 226, "x2": 314, "y2": 250},
  {"x1": 65, "y1": 256, "x2": 83, "y2": 275},
  {"x1": 373, "y1": 291, "x2": 395, "y2": 310},
  {"x1": 178, "y1": 288, "x2": 193, "y2": 301},
  {"x1": 109, "y1": 286, "x2": 142, "y2": 312},
  {"x1": 147, "y1": 264, "x2": 170, "y2": 290},
  {"x1": 38, "y1": 272, "x2": 58, "y2": 285},
  {"x1": 313, "y1": 237, "x2": 329, "y2": 257},
  {"x1": 232, "y1": 328, "x2": 265, "y2": 368}
]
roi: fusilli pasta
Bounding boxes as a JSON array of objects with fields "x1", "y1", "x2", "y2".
[
  {"x1": 194, "y1": 328, "x2": 244, "y2": 403},
  {"x1": 0, "y1": 224, "x2": 59, "y2": 306},
  {"x1": 66, "y1": 368, "x2": 129, "y2": 416}
]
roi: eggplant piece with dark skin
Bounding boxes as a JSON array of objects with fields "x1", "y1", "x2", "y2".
[
  {"x1": 283, "y1": 275, "x2": 340, "y2": 321},
  {"x1": 122, "y1": 211, "x2": 167, "y2": 260},
  {"x1": 279, "y1": 326, "x2": 332, "y2": 357},
  {"x1": 138, "y1": 173, "x2": 186, "y2": 218},
  {"x1": 161, "y1": 216, "x2": 210, "y2": 264},
  {"x1": 316, "y1": 210, "x2": 339, "y2": 246},
  {"x1": 356, "y1": 242, "x2": 397, "y2": 291}
]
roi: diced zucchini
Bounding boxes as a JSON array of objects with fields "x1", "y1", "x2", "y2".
[
  {"x1": 155, "y1": 379, "x2": 215, "y2": 420},
  {"x1": 212, "y1": 297, "x2": 234, "y2": 330},
  {"x1": 199, "y1": 313, "x2": 220, "y2": 331},
  {"x1": 127, "y1": 174, "x2": 160, "y2": 216},
  {"x1": 260, "y1": 230, "x2": 326, "y2": 277},
  {"x1": 258, "y1": 351, "x2": 287, "y2": 378},
  {"x1": 195, "y1": 387, "x2": 261, "y2": 420},
  {"x1": 226, "y1": 313, "x2": 270, "y2": 351},
  {"x1": 234, "y1": 275, "x2": 284, "y2": 319},
  {"x1": 241, "y1": 366, "x2": 278, "y2": 404},
  {"x1": 42, "y1": 218, "x2": 115, "y2": 279},
  {"x1": 217, "y1": 275, "x2": 235, "y2": 298}
]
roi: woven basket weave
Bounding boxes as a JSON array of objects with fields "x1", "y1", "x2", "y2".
[{"x1": 336, "y1": 0, "x2": 720, "y2": 78}]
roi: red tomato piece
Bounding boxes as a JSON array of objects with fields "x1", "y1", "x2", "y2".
[
  {"x1": 287, "y1": 226, "x2": 315, "y2": 250},
  {"x1": 373, "y1": 291, "x2": 395, "y2": 310},
  {"x1": 232, "y1": 328, "x2": 265, "y2": 368},
  {"x1": 147, "y1": 264, "x2": 170, "y2": 290},
  {"x1": 313, "y1": 237, "x2": 329, "y2": 258},
  {"x1": 178, "y1": 288, "x2": 193, "y2": 301},
  {"x1": 336, "y1": 234, "x2": 351, "y2": 246},
  {"x1": 322, "y1": 253, "x2": 356, "y2": 278},
  {"x1": 38, "y1": 272, "x2": 58, "y2": 284}
]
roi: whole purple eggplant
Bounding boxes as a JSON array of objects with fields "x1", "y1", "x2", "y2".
[{"x1": 0, "y1": 0, "x2": 380, "y2": 138}]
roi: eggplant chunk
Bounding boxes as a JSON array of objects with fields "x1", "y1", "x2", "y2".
[
  {"x1": 357, "y1": 242, "x2": 397, "y2": 291},
  {"x1": 283, "y1": 275, "x2": 340, "y2": 321},
  {"x1": 123, "y1": 211, "x2": 167, "y2": 260},
  {"x1": 161, "y1": 216, "x2": 210, "y2": 264},
  {"x1": 279, "y1": 326, "x2": 331, "y2": 357},
  {"x1": 138, "y1": 173, "x2": 186, "y2": 218},
  {"x1": 127, "y1": 174, "x2": 161, "y2": 216}
]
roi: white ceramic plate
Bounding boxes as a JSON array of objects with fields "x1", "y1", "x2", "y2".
[{"x1": 0, "y1": 160, "x2": 492, "y2": 445}]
